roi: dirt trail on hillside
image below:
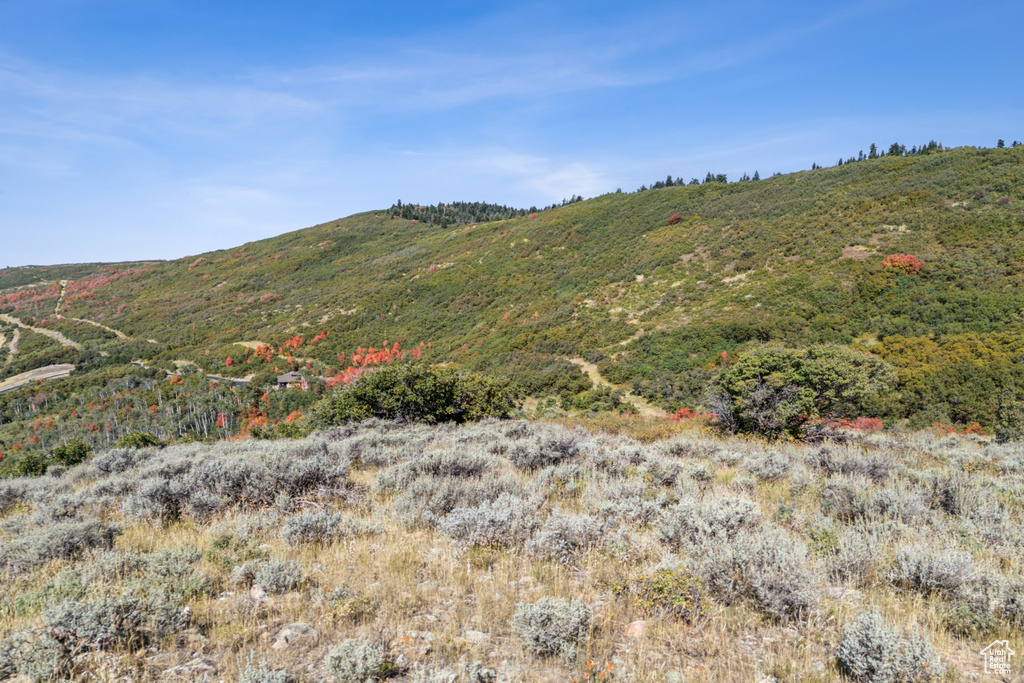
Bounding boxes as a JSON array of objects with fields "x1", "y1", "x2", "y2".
[
  {"x1": 606, "y1": 328, "x2": 646, "y2": 349},
  {"x1": 54, "y1": 280, "x2": 69, "y2": 317},
  {"x1": 69, "y1": 317, "x2": 131, "y2": 341},
  {"x1": 567, "y1": 357, "x2": 668, "y2": 418},
  {"x1": 7, "y1": 330, "x2": 19, "y2": 361},
  {"x1": 132, "y1": 359, "x2": 253, "y2": 384},
  {"x1": 52, "y1": 278, "x2": 134, "y2": 341},
  {"x1": 0, "y1": 314, "x2": 80, "y2": 350}
]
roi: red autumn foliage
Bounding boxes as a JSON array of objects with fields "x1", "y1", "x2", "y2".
[
  {"x1": 225, "y1": 357, "x2": 233, "y2": 367},
  {"x1": 239, "y1": 406, "x2": 269, "y2": 433},
  {"x1": 932, "y1": 421, "x2": 984, "y2": 435},
  {"x1": 0, "y1": 282, "x2": 61, "y2": 312},
  {"x1": 666, "y1": 212, "x2": 683, "y2": 225},
  {"x1": 325, "y1": 341, "x2": 429, "y2": 389},
  {"x1": 671, "y1": 407, "x2": 716, "y2": 421},
  {"x1": 280, "y1": 336, "x2": 303, "y2": 353},
  {"x1": 252, "y1": 344, "x2": 274, "y2": 363},
  {"x1": 881, "y1": 253, "x2": 924, "y2": 275}
]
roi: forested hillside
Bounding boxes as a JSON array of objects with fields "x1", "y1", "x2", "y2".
[{"x1": 2, "y1": 145, "x2": 1024, "y2": 465}]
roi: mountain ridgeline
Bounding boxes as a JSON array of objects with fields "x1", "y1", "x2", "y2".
[{"x1": 2, "y1": 145, "x2": 1024, "y2": 463}]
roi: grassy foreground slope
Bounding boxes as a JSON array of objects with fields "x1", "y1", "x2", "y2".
[{"x1": 0, "y1": 421, "x2": 1021, "y2": 681}]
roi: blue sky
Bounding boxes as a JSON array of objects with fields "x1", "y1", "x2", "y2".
[{"x1": 1, "y1": 0, "x2": 1022, "y2": 267}]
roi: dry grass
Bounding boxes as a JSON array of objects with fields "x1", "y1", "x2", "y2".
[
  {"x1": 550, "y1": 414, "x2": 705, "y2": 443},
  {"x1": 0, "y1": 419, "x2": 1021, "y2": 681}
]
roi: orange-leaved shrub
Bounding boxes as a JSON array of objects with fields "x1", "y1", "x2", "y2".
[{"x1": 881, "y1": 253, "x2": 924, "y2": 275}]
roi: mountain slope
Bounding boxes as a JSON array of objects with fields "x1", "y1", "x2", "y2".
[{"x1": 2, "y1": 145, "x2": 1024, "y2": 457}]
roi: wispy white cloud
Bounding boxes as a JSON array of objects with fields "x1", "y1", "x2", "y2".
[{"x1": 0, "y1": 0, "x2": 981, "y2": 266}]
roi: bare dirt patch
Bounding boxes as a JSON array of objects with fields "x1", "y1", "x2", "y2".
[
  {"x1": 722, "y1": 271, "x2": 753, "y2": 284},
  {"x1": 840, "y1": 245, "x2": 874, "y2": 260}
]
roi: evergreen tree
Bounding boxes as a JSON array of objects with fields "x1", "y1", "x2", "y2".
[
  {"x1": 997, "y1": 139, "x2": 1005, "y2": 148},
  {"x1": 868, "y1": 144, "x2": 878, "y2": 159}
]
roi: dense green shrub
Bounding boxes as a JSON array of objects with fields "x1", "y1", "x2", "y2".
[
  {"x1": 51, "y1": 440, "x2": 92, "y2": 467},
  {"x1": 710, "y1": 345, "x2": 897, "y2": 437},
  {"x1": 9, "y1": 451, "x2": 51, "y2": 477},
  {"x1": 310, "y1": 365, "x2": 515, "y2": 426},
  {"x1": 114, "y1": 432, "x2": 165, "y2": 449}
]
